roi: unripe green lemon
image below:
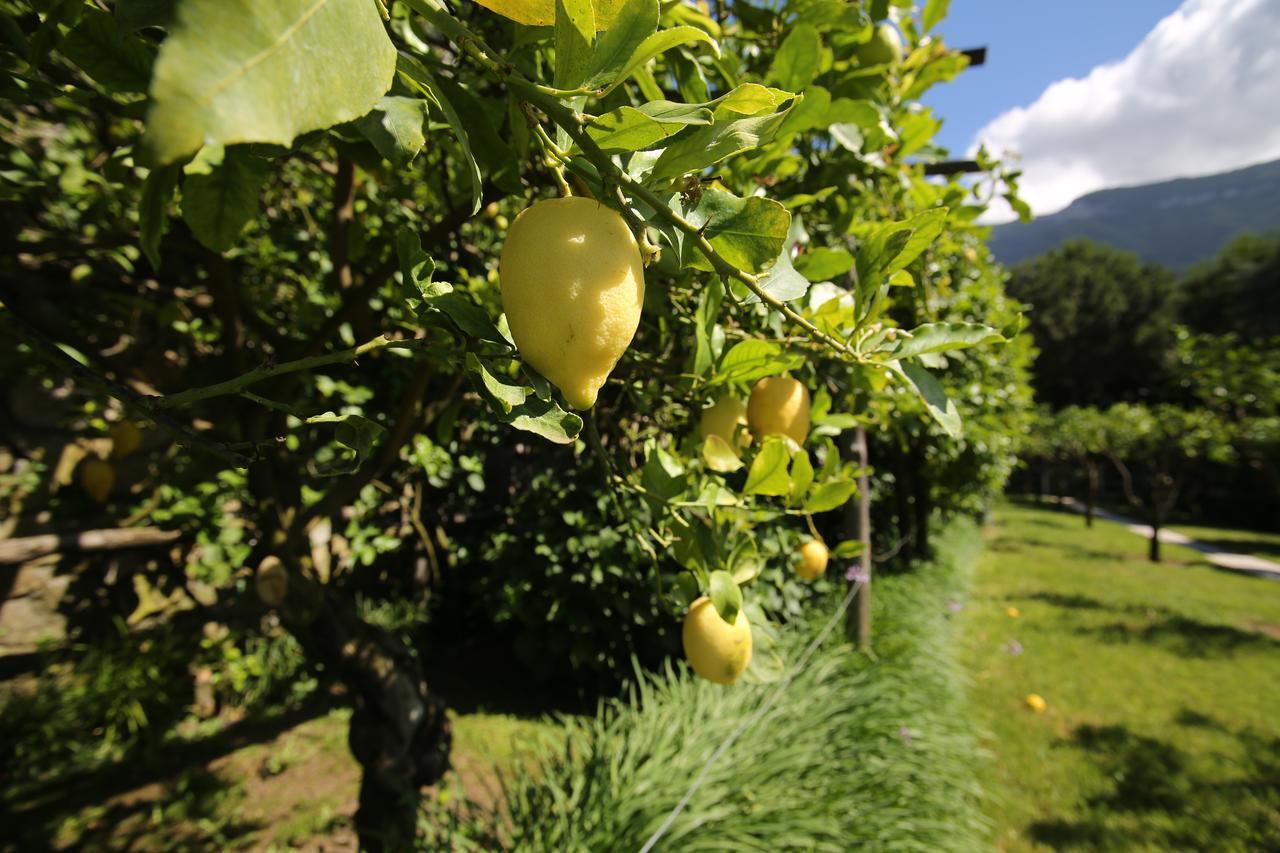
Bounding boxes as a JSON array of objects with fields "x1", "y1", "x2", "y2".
[
  {"x1": 747, "y1": 376, "x2": 810, "y2": 446},
  {"x1": 80, "y1": 457, "x2": 115, "y2": 503},
  {"x1": 854, "y1": 23, "x2": 903, "y2": 66},
  {"x1": 499, "y1": 197, "x2": 645, "y2": 410},
  {"x1": 682, "y1": 596, "x2": 752, "y2": 685},
  {"x1": 109, "y1": 421, "x2": 142, "y2": 458},
  {"x1": 796, "y1": 539, "x2": 829, "y2": 581},
  {"x1": 699, "y1": 396, "x2": 751, "y2": 449}
]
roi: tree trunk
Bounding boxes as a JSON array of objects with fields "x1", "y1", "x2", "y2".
[
  {"x1": 844, "y1": 425, "x2": 873, "y2": 650},
  {"x1": 283, "y1": 576, "x2": 451, "y2": 851},
  {"x1": 1148, "y1": 507, "x2": 1162, "y2": 563}
]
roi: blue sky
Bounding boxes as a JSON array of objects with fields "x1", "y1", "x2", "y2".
[
  {"x1": 919, "y1": 0, "x2": 1280, "y2": 218},
  {"x1": 925, "y1": 0, "x2": 1182, "y2": 156}
]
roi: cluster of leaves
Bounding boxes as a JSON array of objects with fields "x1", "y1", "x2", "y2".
[{"x1": 0, "y1": 0, "x2": 1030, "y2": 813}]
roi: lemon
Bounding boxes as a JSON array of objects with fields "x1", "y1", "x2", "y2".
[
  {"x1": 500, "y1": 197, "x2": 645, "y2": 410},
  {"x1": 1024, "y1": 693, "x2": 1048, "y2": 713},
  {"x1": 796, "y1": 539, "x2": 829, "y2": 581},
  {"x1": 1006, "y1": 606, "x2": 1021, "y2": 618},
  {"x1": 255, "y1": 556, "x2": 289, "y2": 606},
  {"x1": 747, "y1": 376, "x2": 810, "y2": 445},
  {"x1": 854, "y1": 24, "x2": 903, "y2": 66},
  {"x1": 699, "y1": 396, "x2": 751, "y2": 449},
  {"x1": 682, "y1": 596, "x2": 752, "y2": 685},
  {"x1": 109, "y1": 421, "x2": 142, "y2": 458},
  {"x1": 80, "y1": 457, "x2": 115, "y2": 503}
]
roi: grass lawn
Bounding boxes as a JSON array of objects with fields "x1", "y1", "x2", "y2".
[
  {"x1": 959, "y1": 500, "x2": 1280, "y2": 850},
  {"x1": 1169, "y1": 522, "x2": 1280, "y2": 564}
]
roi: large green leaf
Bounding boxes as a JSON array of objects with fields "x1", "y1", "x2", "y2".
[
  {"x1": 715, "y1": 340, "x2": 804, "y2": 385},
  {"x1": 923, "y1": 0, "x2": 950, "y2": 31},
  {"x1": 892, "y1": 360, "x2": 961, "y2": 437},
  {"x1": 649, "y1": 101, "x2": 794, "y2": 182},
  {"x1": 682, "y1": 188, "x2": 791, "y2": 274},
  {"x1": 355, "y1": 96, "x2": 429, "y2": 165},
  {"x1": 553, "y1": 0, "x2": 595, "y2": 89},
  {"x1": 744, "y1": 436, "x2": 791, "y2": 496},
  {"x1": 139, "y1": 163, "x2": 180, "y2": 271},
  {"x1": 708, "y1": 570, "x2": 742, "y2": 624},
  {"x1": 180, "y1": 146, "x2": 268, "y2": 252},
  {"x1": 803, "y1": 479, "x2": 857, "y2": 513},
  {"x1": 146, "y1": 0, "x2": 396, "y2": 164},
  {"x1": 398, "y1": 57, "x2": 483, "y2": 214},
  {"x1": 603, "y1": 26, "x2": 719, "y2": 95},
  {"x1": 795, "y1": 247, "x2": 854, "y2": 282},
  {"x1": 582, "y1": 0, "x2": 658, "y2": 90},
  {"x1": 750, "y1": 245, "x2": 809, "y2": 304},
  {"x1": 890, "y1": 322, "x2": 1005, "y2": 360},
  {"x1": 588, "y1": 106, "x2": 673, "y2": 153},
  {"x1": 768, "y1": 23, "x2": 822, "y2": 93}
]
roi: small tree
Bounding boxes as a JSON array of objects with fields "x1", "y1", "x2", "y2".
[
  {"x1": 1051, "y1": 406, "x2": 1108, "y2": 526},
  {"x1": 1101, "y1": 404, "x2": 1234, "y2": 561}
]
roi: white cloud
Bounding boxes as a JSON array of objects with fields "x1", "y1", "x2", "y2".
[{"x1": 972, "y1": 0, "x2": 1280, "y2": 221}]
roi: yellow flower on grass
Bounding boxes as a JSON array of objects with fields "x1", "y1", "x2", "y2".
[
  {"x1": 1025, "y1": 693, "x2": 1048, "y2": 713},
  {"x1": 1006, "y1": 606, "x2": 1021, "y2": 618}
]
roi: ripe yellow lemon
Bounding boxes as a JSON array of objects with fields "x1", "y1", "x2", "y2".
[
  {"x1": 699, "y1": 396, "x2": 751, "y2": 449},
  {"x1": 80, "y1": 457, "x2": 115, "y2": 503},
  {"x1": 109, "y1": 421, "x2": 142, "y2": 458},
  {"x1": 500, "y1": 197, "x2": 645, "y2": 410},
  {"x1": 682, "y1": 596, "x2": 752, "y2": 685},
  {"x1": 1006, "y1": 606, "x2": 1021, "y2": 618},
  {"x1": 747, "y1": 376, "x2": 810, "y2": 445},
  {"x1": 1024, "y1": 693, "x2": 1047, "y2": 713},
  {"x1": 255, "y1": 556, "x2": 289, "y2": 606},
  {"x1": 796, "y1": 539, "x2": 829, "y2": 580},
  {"x1": 854, "y1": 23, "x2": 903, "y2": 66}
]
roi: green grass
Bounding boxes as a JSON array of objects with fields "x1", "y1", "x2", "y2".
[
  {"x1": 483, "y1": 520, "x2": 988, "y2": 851},
  {"x1": 1168, "y1": 522, "x2": 1280, "y2": 564},
  {"x1": 960, "y1": 501, "x2": 1280, "y2": 851}
]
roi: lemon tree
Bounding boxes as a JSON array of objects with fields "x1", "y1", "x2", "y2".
[{"x1": 0, "y1": 0, "x2": 1033, "y2": 846}]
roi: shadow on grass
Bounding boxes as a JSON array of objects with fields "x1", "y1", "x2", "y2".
[
  {"x1": 987, "y1": 536, "x2": 1120, "y2": 563},
  {"x1": 1192, "y1": 536, "x2": 1280, "y2": 560},
  {"x1": 0, "y1": 698, "x2": 334, "y2": 850},
  {"x1": 1029, "y1": 717, "x2": 1280, "y2": 850},
  {"x1": 1079, "y1": 614, "x2": 1279, "y2": 658}
]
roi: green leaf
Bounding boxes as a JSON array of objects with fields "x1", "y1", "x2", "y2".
[
  {"x1": 702, "y1": 435, "x2": 742, "y2": 473},
  {"x1": 768, "y1": 23, "x2": 822, "y2": 93},
  {"x1": 139, "y1": 163, "x2": 180, "y2": 271},
  {"x1": 804, "y1": 479, "x2": 857, "y2": 513},
  {"x1": 587, "y1": 106, "x2": 672, "y2": 153},
  {"x1": 507, "y1": 396, "x2": 583, "y2": 444},
  {"x1": 635, "y1": 100, "x2": 713, "y2": 125},
  {"x1": 582, "y1": 0, "x2": 658, "y2": 90},
  {"x1": 713, "y1": 83, "x2": 794, "y2": 118},
  {"x1": 788, "y1": 449, "x2": 814, "y2": 505},
  {"x1": 744, "y1": 436, "x2": 791, "y2": 496},
  {"x1": 691, "y1": 277, "x2": 725, "y2": 377},
  {"x1": 398, "y1": 57, "x2": 482, "y2": 214},
  {"x1": 355, "y1": 96, "x2": 429, "y2": 165},
  {"x1": 649, "y1": 103, "x2": 794, "y2": 182},
  {"x1": 853, "y1": 208, "x2": 947, "y2": 316},
  {"x1": 641, "y1": 444, "x2": 687, "y2": 502},
  {"x1": 60, "y1": 7, "x2": 154, "y2": 93},
  {"x1": 830, "y1": 539, "x2": 866, "y2": 559},
  {"x1": 795, "y1": 247, "x2": 854, "y2": 282},
  {"x1": 553, "y1": 0, "x2": 595, "y2": 89},
  {"x1": 605, "y1": 25, "x2": 719, "y2": 95},
  {"x1": 466, "y1": 353, "x2": 531, "y2": 414},
  {"x1": 682, "y1": 188, "x2": 791, "y2": 274},
  {"x1": 396, "y1": 227, "x2": 439, "y2": 296},
  {"x1": 890, "y1": 322, "x2": 1005, "y2": 360},
  {"x1": 310, "y1": 413, "x2": 386, "y2": 477},
  {"x1": 923, "y1": 0, "x2": 950, "y2": 31},
  {"x1": 708, "y1": 570, "x2": 742, "y2": 624},
  {"x1": 715, "y1": 340, "x2": 804, "y2": 385},
  {"x1": 146, "y1": 0, "x2": 396, "y2": 165},
  {"x1": 750, "y1": 246, "x2": 809, "y2": 304},
  {"x1": 180, "y1": 145, "x2": 268, "y2": 252},
  {"x1": 892, "y1": 360, "x2": 961, "y2": 437},
  {"x1": 430, "y1": 293, "x2": 507, "y2": 343}
]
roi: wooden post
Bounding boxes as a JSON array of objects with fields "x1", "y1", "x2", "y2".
[{"x1": 847, "y1": 425, "x2": 873, "y2": 650}]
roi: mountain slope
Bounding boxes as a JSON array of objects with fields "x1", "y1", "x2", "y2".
[{"x1": 989, "y1": 159, "x2": 1280, "y2": 270}]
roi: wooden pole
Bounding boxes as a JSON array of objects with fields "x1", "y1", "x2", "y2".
[{"x1": 848, "y1": 425, "x2": 873, "y2": 650}]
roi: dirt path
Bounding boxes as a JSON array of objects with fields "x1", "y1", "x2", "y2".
[{"x1": 1054, "y1": 497, "x2": 1280, "y2": 580}]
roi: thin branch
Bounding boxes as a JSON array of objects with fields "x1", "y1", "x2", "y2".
[
  {"x1": 3, "y1": 310, "x2": 252, "y2": 467},
  {"x1": 157, "y1": 335, "x2": 426, "y2": 409}
]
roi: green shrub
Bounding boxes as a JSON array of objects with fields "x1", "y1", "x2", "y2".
[{"x1": 479, "y1": 520, "x2": 986, "y2": 851}]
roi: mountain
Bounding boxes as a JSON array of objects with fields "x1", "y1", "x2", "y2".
[{"x1": 989, "y1": 159, "x2": 1280, "y2": 271}]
